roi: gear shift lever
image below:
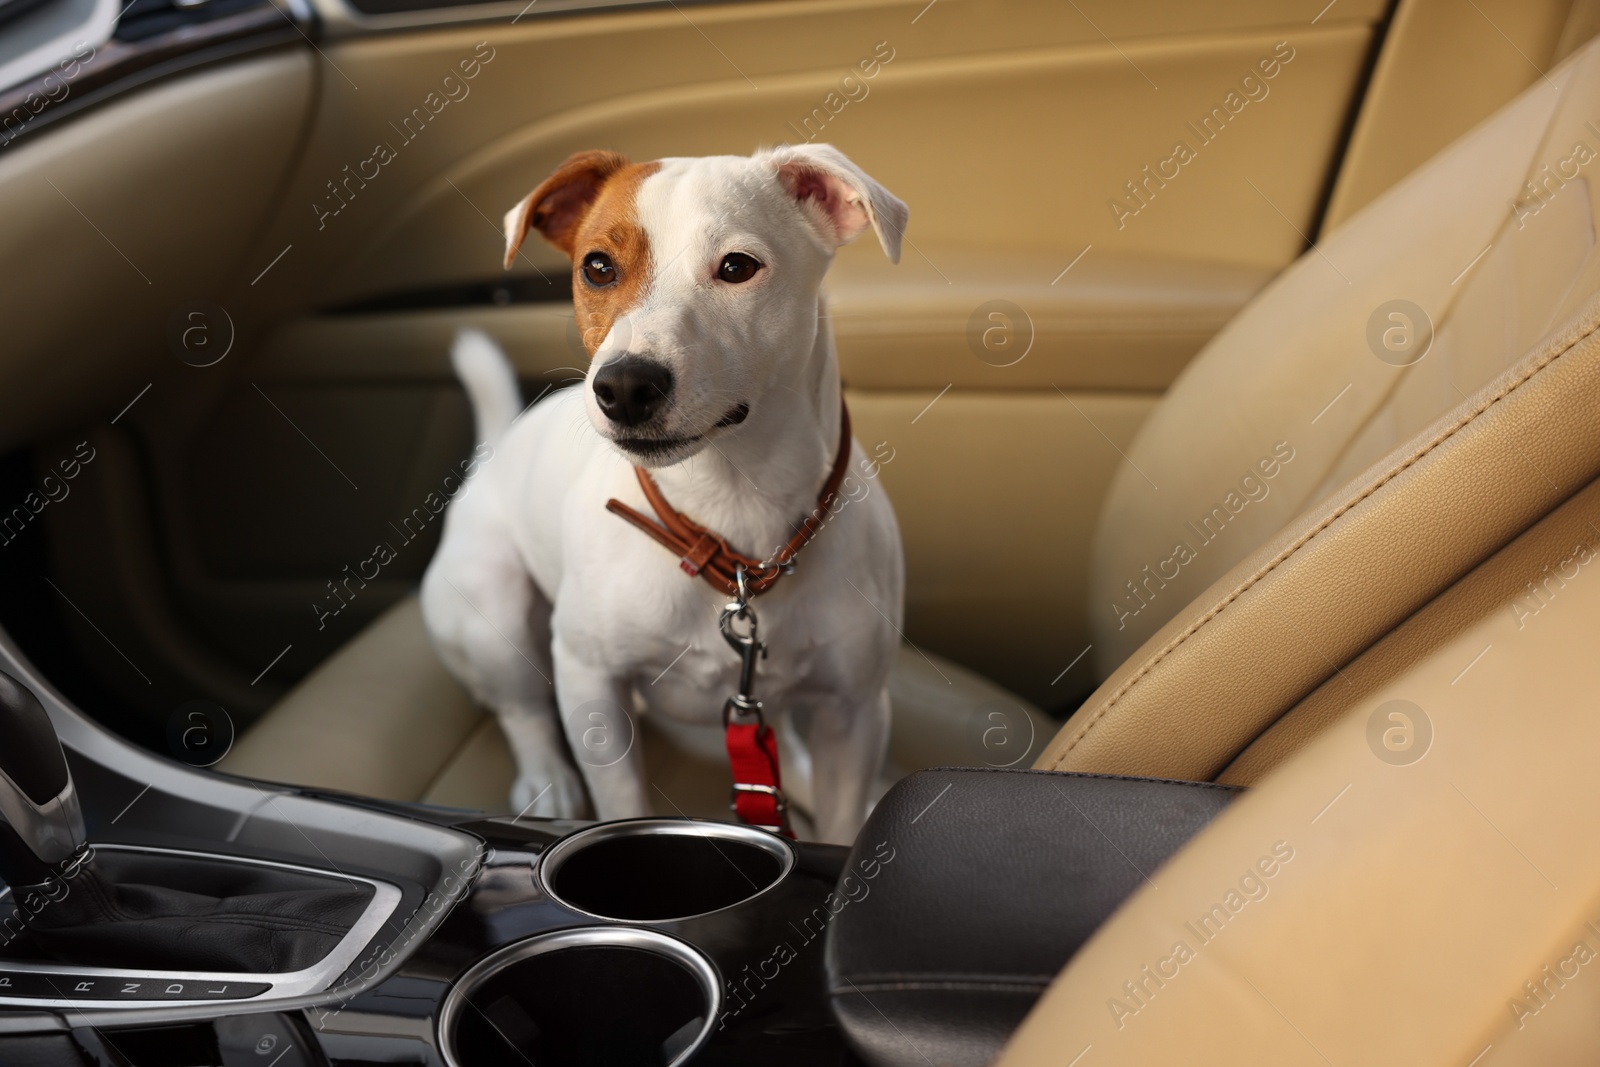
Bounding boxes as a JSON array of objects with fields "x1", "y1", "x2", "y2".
[
  {"x1": 0, "y1": 669, "x2": 378, "y2": 976},
  {"x1": 0, "y1": 669, "x2": 85, "y2": 892}
]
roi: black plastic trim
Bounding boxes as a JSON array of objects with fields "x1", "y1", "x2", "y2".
[{"x1": 322, "y1": 274, "x2": 573, "y2": 315}]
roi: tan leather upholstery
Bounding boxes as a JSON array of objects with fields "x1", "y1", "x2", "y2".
[
  {"x1": 221, "y1": 594, "x2": 1053, "y2": 820},
  {"x1": 1221, "y1": 474, "x2": 1600, "y2": 785},
  {"x1": 1086, "y1": 38, "x2": 1600, "y2": 680},
  {"x1": 1001, "y1": 472, "x2": 1600, "y2": 1065},
  {"x1": 998, "y1": 33, "x2": 1600, "y2": 1066},
  {"x1": 1044, "y1": 285, "x2": 1600, "y2": 782},
  {"x1": 219, "y1": 595, "x2": 491, "y2": 807}
]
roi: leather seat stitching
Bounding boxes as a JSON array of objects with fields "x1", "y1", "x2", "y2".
[
  {"x1": 925, "y1": 765, "x2": 1242, "y2": 792},
  {"x1": 146, "y1": 912, "x2": 359, "y2": 935},
  {"x1": 152, "y1": 914, "x2": 354, "y2": 936},
  {"x1": 1050, "y1": 310, "x2": 1600, "y2": 770}
]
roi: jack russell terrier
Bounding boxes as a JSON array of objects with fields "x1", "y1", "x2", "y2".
[{"x1": 420, "y1": 145, "x2": 908, "y2": 843}]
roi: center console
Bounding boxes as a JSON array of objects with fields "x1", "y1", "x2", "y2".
[
  {"x1": 432, "y1": 819, "x2": 846, "y2": 1066},
  {"x1": 0, "y1": 621, "x2": 1241, "y2": 1067}
]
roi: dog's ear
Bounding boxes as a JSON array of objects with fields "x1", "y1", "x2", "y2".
[
  {"x1": 502, "y1": 150, "x2": 630, "y2": 268},
  {"x1": 768, "y1": 144, "x2": 908, "y2": 263}
]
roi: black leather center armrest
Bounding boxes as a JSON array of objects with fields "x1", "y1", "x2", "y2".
[{"x1": 824, "y1": 767, "x2": 1240, "y2": 1067}]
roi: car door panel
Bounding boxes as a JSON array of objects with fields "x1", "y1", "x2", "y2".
[{"x1": 0, "y1": 51, "x2": 312, "y2": 452}]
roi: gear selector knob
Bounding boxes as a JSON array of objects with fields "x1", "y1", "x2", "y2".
[{"x1": 0, "y1": 669, "x2": 85, "y2": 890}]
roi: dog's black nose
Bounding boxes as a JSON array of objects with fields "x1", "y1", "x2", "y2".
[{"x1": 593, "y1": 356, "x2": 673, "y2": 427}]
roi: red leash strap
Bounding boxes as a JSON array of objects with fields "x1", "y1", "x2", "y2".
[
  {"x1": 717, "y1": 571, "x2": 793, "y2": 838},
  {"x1": 724, "y1": 716, "x2": 791, "y2": 837}
]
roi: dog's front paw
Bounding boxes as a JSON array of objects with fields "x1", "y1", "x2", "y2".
[{"x1": 510, "y1": 766, "x2": 591, "y2": 819}]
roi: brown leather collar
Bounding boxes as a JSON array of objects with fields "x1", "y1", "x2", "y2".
[{"x1": 605, "y1": 400, "x2": 852, "y2": 597}]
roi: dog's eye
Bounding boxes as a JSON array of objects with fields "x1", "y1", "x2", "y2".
[
  {"x1": 718, "y1": 253, "x2": 762, "y2": 284},
  {"x1": 582, "y1": 252, "x2": 617, "y2": 287}
]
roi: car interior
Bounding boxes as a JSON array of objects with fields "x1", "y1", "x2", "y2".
[{"x1": 2, "y1": 0, "x2": 1600, "y2": 1062}]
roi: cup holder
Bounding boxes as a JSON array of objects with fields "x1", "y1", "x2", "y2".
[
  {"x1": 440, "y1": 928, "x2": 719, "y2": 1067},
  {"x1": 538, "y1": 819, "x2": 795, "y2": 922}
]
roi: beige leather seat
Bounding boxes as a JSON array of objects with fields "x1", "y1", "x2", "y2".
[
  {"x1": 995, "y1": 35, "x2": 1600, "y2": 1065},
  {"x1": 221, "y1": 594, "x2": 1055, "y2": 828},
  {"x1": 1088, "y1": 52, "x2": 1600, "y2": 677}
]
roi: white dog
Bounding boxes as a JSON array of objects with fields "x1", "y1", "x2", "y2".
[{"x1": 420, "y1": 145, "x2": 908, "y2": 843}]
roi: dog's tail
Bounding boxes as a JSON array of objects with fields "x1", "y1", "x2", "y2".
[{"x1": 452, "y1": 328, "x2": 522, "y2": 443}]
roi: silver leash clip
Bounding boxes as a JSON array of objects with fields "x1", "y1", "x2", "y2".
[{"x1": 719, "y1": 566, "x2": 767, "y2": 724}]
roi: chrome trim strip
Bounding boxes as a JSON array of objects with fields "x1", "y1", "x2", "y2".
[
  {"x1": 0, "y1": 843, "x2": 402, "y2": 1009},
  {"x1": 537, "y1": 817, "x2": 795, "y2": 923},
  {"x1": 437, "y1": 926, "x2": 721, "y2": 1067},
  {"x1": 0, "y1": 3, "x2": 299, "y2": 151}
]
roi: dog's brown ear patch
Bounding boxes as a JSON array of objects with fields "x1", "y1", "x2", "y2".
[
  {"x1": 570, "y1": 160, "x2": 661, "y2": 358},
  {"x1": 503, "y1": 150, "x2": 630, "y2": 267}
]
